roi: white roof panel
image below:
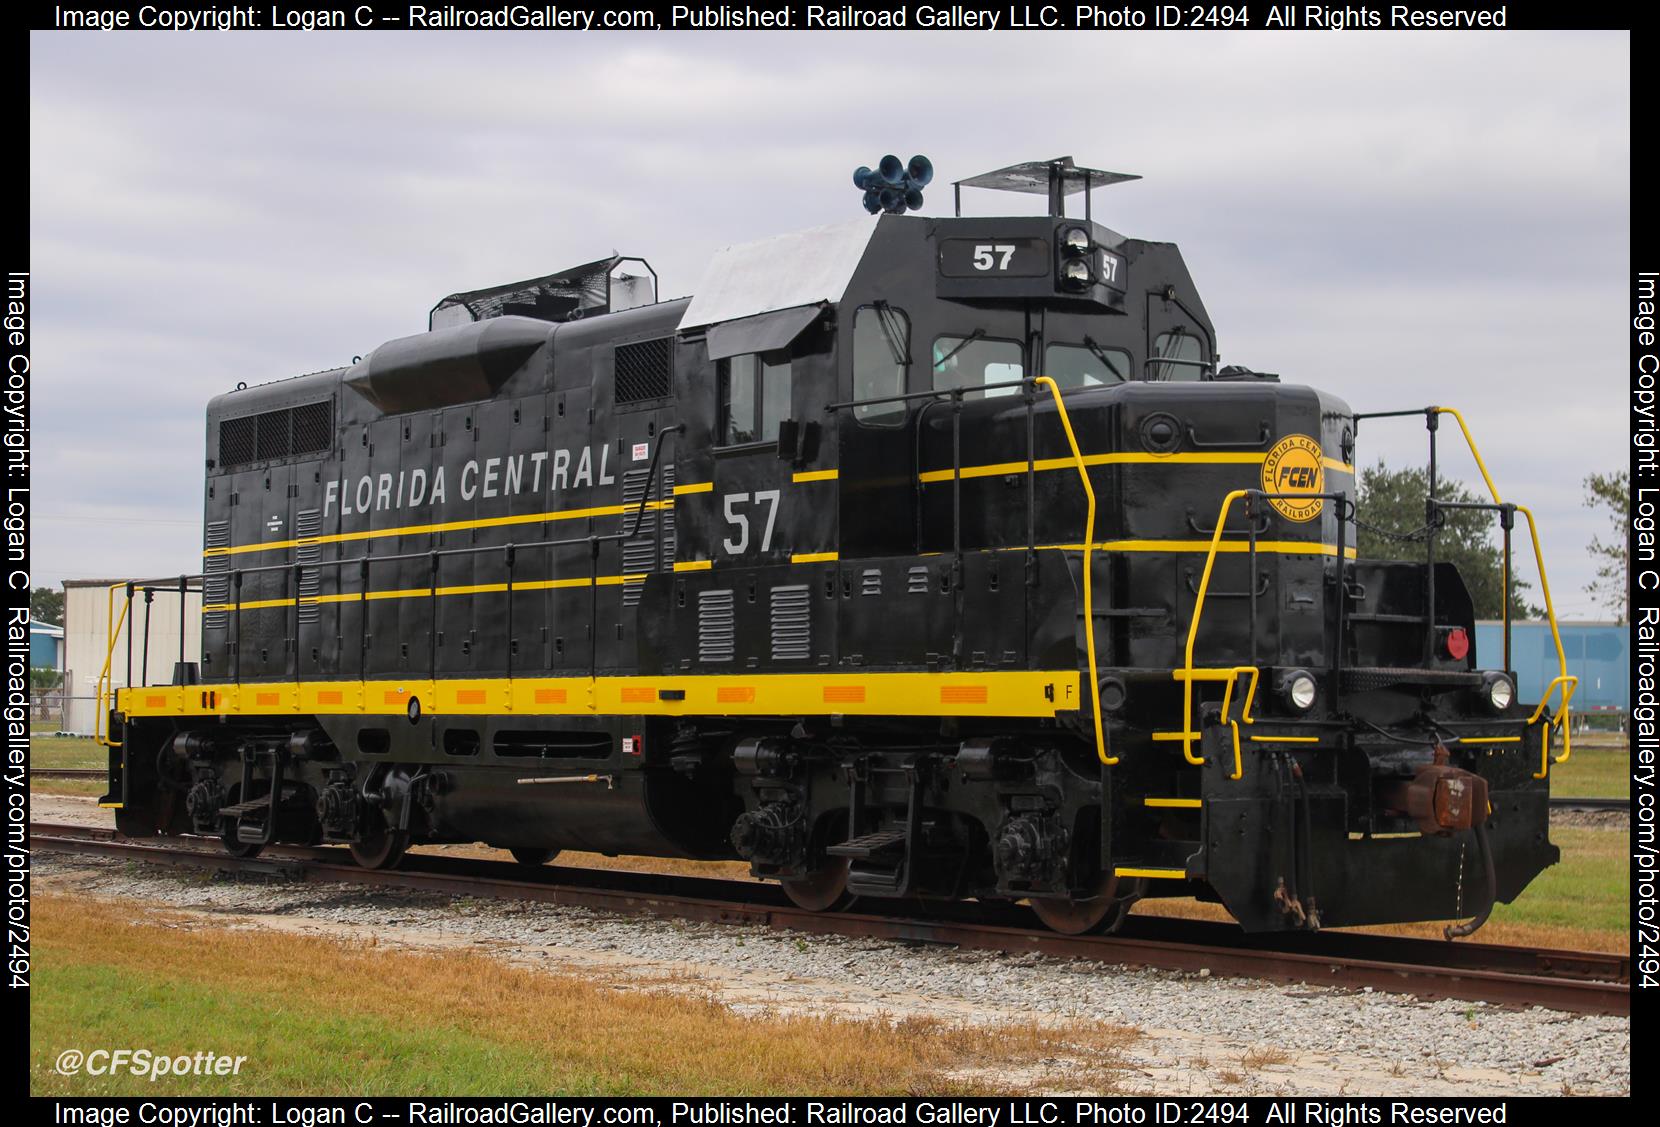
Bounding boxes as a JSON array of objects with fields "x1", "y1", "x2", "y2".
[{"x1": 679, "y1": 219, "x2": 879, "y2": 331}]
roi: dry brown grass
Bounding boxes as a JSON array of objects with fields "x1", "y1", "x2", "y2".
[
  {"x1": 1240, "y1": 1046, "x2": 1292, "y2": 1070},
  {"x1": 33, "y1": 892, "x2": 1137, "y2": 1095}
]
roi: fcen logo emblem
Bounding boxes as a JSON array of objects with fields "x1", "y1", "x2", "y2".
[{"x1": 1261, "y1": 434, "x2": 1325, "y2": 522}]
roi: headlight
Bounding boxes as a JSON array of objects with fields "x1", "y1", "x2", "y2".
[
  {"x1": 1061, "y1": 259, "x2": 1092, "y2": 288},
  {"x1": 1062, "y1": 226, "x2": 1091, "y2": 255},
  {"x1": 1283, "y1": 670, "x2": 1317, "y2": 712},
  {"x1": 1481, "y1": 672, "x2": 1514, "y2": 712}
]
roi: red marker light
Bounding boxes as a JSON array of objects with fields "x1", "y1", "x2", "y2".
[{"x1": 1444, "y1": 628, "x2": 1470, "y2": 661}]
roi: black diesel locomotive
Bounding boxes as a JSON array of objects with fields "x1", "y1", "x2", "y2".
[{"x1": 102, "y1": 159, "x2": 1578, "y2": 934}]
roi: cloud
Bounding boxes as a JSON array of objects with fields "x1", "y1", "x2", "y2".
[{"x1": 29, "y1": 29, "x2": 1630, "y2": 615}]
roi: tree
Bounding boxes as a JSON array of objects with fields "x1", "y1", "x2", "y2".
[
  {"x1": 1353, "y1": 461, "x2": 1541, "y2": 621},
  {"x1": 1584, "y1": 470, "x2": 1628, "y2": 623},
  {"x1": 30, "y1": 586, "x2": 63, "y2": 625}
]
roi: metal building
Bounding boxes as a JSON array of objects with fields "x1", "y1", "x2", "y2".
[{"x1": 1474, "y1": 620, "x2": 1628, "y2": 715}]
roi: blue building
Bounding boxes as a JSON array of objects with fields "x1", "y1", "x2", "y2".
[
  {"x1": 30, "y1": 621, "x2": 64, "y2": 671},
  {"x1": 1473, "y1": 620, "x2": 1628, "y2": 714}
]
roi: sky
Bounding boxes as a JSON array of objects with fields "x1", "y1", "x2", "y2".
[{"x1": 29, "y1": 30, "x2": 1630, "y2": 618}]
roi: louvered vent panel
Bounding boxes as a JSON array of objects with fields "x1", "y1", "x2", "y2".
[
  {"x1": 697, "y1": 589, "x2": 735, "y2": 664},
  {"x1": 659, "y1": 463, "x2": 676, "y2": 571},
  {"x1": 907, "y1": 566, "x2": 930, "y2": 593},
  {"x1": 769, "y1": 585, "x2": 811, "y2": 661},
  {"x1": 860, "y1": 568, "x2": 882, "y2": 597},
  {"x1": 203, "y1": 519, "x2": 232, "y2": 631},
  {"x1": 620, "y1": 467, "x2": 655, "y2": 607},
  {"x1": 295, "y1": 508, "x2": 322, "y2": 624}
]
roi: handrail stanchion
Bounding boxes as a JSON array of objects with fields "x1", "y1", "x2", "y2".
[
  {"x1": 1032, "y1": 376, "x2": 1113, "y2": 766},
  {"x1": 140, "y1": 587, "x2": 154, "y2": 688}
]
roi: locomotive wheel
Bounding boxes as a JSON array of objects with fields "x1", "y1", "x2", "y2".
[
  {"x1": 509, "y1": 848, "x2": 559, "y2": 867},
  {"x1": 780, "y1": 856, "x2": 853, "y2": 912},
  {"x1": 1030, "y1": 872, "x2": 1121, "y2": 935},
  {"x1": 349, "y1": 813, "x2": 410, "y2": 870},
  {"x1": 220, "y1": 827, "x2": 264, "y2": 860}
]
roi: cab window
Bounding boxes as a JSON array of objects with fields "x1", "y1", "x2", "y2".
[
  {"x1": 932, "y1": 335, "x2": 1023, "y2": 400},
  {"x1": 1150, "y1": 329, "x2": 1205, "y2": 381},
  {"x1": 1044, "y1": 342, "x2": 1130, "y2": 389},
  {"x1": 853, "y1": 305, "x2": 908, "y2": 425},
  {"x1": 718, "y1": 354, "x2": 792, "y2": 446}
]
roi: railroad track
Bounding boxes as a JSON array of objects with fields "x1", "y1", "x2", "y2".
[
  {"x1": 32, "y1": 768, "x2": 1633, "y2": 813},
  {"x1": 31, "y1": 820, "x2": 1628, "y2": 1016}
]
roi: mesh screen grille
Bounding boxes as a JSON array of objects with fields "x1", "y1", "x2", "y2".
[
  {"x1": 291, "y1": 401, "x2": 333, "y2": 455},
  {"x1": 256, "y1": 410, "x2": 290, "y2": 460},
  {"x1": 614, "y1": 339, "x2": 671, "y2": 404},
  {"x1": 219, "y1": 401, "x2": 333, "y2": 468},
  {"x1": 218, "y1": 417, "x2": 256, "y2": 467}
]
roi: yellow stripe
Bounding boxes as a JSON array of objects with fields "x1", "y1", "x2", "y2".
[
  {"x1": 116, "y1": 670, "x2": 1082, "y2": 721},
  {"x1": 919, "y1": 451, "x2": 1358, "y2": 485},
  {"x1": 672, "y1": 482, "x2": 714, "y2": 496},
  {"x1": 98, "y1": 802, "x2": 124, "y2": 809},
  {"x1": 1038, "y1": 540, "x2": 1357, "y2": 559},
  {"x1": 1248, "y1": 735, "x2": 1321, "y2": 744},
  {"x1": 1143, "y1": 797, "x2": 1202, "y2": 809},
  {"x1": 673, "y1": 560, "x2": 714, "y2": 572},
  {"x1": 1459, "y1": 736, "x2": 1522, "y2": 745},
  {"x1": 203, "y1": 498, "x2": 676, "y2": 559},
  {"x1": 790, "y1": 551, "x2": 839, "y2": 564},
  {"x1": 791, "y1": 469, "x2": 839, "y2": 483},
  {"x1": 203, "y1": 573, "x2": 642, "y2": 613},
  {"x1": 1114, "y1": 867, "x2": 1188, "y2": 880}
]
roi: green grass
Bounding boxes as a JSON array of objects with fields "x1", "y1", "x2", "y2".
[
  {"x1": 32, "y1": 965, "x2": 599, "y2": 1096},
  {"x1": 30, "y1": 734, "x2": 106, "y2": 772},
  {"x1": 1490, "y1": 825, "x2": 1631, "y2": 936},
  {"x1": 31, "y1": 893, "x2": 1133, "y2": 1097},
  {"x1": 1548, "y1": 736, "x2": 1629, "y2": 799}
]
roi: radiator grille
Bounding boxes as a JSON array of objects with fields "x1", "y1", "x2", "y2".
[{"x1": 218, "y1": 400, "x2": 333, "y2": 469}]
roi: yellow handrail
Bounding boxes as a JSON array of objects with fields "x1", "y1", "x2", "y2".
[
  {"x1": 1174, "y1": 489, "x2": 1255, "y2": 773},
  {"x1": 1033, "y1": 376, "x2": 1114, "y2": 766},
  {"x1": 94, "y1": 582, "x2": 131, "y2": 748},
  {"x1": 1527, "y1": 674, "x2": 1580, "y2": 778},
  {"x1": 1432, "y1": 408, "x2": 1576, "y2": 762}
]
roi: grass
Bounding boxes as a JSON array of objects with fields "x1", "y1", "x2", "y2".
[
  {"x1": 31, "y1": 893, "x2": 1136, "y2": 1097},
  {"x1": 1139, "y1": 825, "x2": 1630, "y2": 952},
  {"x1": 1548, "y1": 735, "x2": 1629, "y2": 799},
  {"x1": 30, "y1": 733, "x2": 106, "y2": 772}
]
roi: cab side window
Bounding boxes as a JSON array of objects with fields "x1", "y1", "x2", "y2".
[
  {"x1": 1150, "y1": 329, "x2": 1205, "y2": 381},
  {"x1": 931, "y1": 335, "x2": 1023, "y2": 400},
  {"x1": 853, "y1": 305, "x2": 909, "y2": 425},
  {"x1": 1044, "y1": 343, "x2": 1130, "y2": 389},
  {"x1": 718, "y1": 354, "x2": 792, "y2": 446}
]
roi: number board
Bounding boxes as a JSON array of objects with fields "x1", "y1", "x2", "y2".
[
  {"x1": 1099, "y1": 248, "x2": 1128, "y2": 294},
  {"x1": 937, "y1": 237, "x2": 1049, "y2": 279}
]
